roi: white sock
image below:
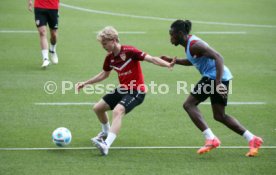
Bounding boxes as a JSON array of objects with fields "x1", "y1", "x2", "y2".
[
  {"x1": 50, "y1": 44, "x2": 57, "y2": 53},
  {"x1": 101, "y1": 122, "x2": 110, "y2": 134},
  {"x1": 203, "y1": 128, "x2": 215, "y2": 140},
  {"x1": 243, "y1": 130, "x2": 254, "y2": 142},
  {"x1": 42, "y1": 49, "x2": 49, "y2": 60},
  {"x1": 105, "y1": 132, "x2": 116, "y2": 147}
]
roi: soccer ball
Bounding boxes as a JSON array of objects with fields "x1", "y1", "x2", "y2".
[{"x1": 52, "y1": 127, "x2": 72, "y2": 147}]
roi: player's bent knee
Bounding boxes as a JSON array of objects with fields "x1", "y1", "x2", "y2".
[
  {"x1": 38, "y1": 29, "x2": 47, "y2": 37},
  {"x1": 113, "y1": 106, "x2": 125, "y2": 117},
  {"x1": 213, "y1": 114, "x2": 225, "y2": 123},
  {"x1": 183, "y1": 102, "x2": 192, "y2": 111},
  {"x1": 93, "y1": 103, "x2": 104, "y2": 113}
]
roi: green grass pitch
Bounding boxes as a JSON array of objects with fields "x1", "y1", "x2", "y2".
[{"x1": 0, "y1": 0, "x2": 276, "y2": 174}]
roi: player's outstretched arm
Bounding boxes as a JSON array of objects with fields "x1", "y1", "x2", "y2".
[
  {"x1": 76, "y1": 70, "x2": 111, "y2": 91},
  {"x1": 160, "y1": 56, "x2": 192, "y2": 66},
  {"x1": 144, "y1": 55, "x2": 175, "y2": 70}
]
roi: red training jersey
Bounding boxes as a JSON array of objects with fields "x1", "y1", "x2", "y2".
[
  {"x1": 103, "y1": 45, "x2": 147, "y2": 92},
  {"x1": 34, "y1": 0, "x2": 59, "y2": 10}
]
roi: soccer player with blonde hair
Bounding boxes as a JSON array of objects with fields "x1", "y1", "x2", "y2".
[{"x1": 77, "y1": 26, "x2": 175, "y2": 156}]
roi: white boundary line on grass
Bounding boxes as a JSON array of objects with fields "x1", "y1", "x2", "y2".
[
  {"x1": 34, "y1": 102, "x2": 266, "y2": 106},
  {"x1": 34, "y1": 102, "x2": 96, "y2": 106},
  {"x1": 118, "y1": 31, "x2": 146, "y2": 34},
  {"x1": 201, "y1": 102, "x2": 266, "y2": 105},
  {"x1": 0, "y1": 146, "x2": 275, "y2": 151},
  {"x1": 94, "y1": 31, "x2": 146, "y2": 34},
  {"x1": 0, "y1": 30, "x2": 37, "y2": 33},
  {"x1": 60, "y1": 3, "x2": 276, "y2": 29},
  {"x1": 195, "y1": 31, "x2": 247, "y2": 35},
  {"x1": 0, "y1": 30, "x2": 247, "y2": 35},
  {"x1": 0, "y1": 30, "x2": 146, "y2": 35}
]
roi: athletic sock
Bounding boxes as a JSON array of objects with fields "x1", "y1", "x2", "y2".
[
  {"x1": 105, "y1": 132, "x2": 116, "y2": 147},
  {"x1": 242, "y1": 130, "x2": 254, "y2": 142},
  {"x1": 42, "y1": 49, "x2": 49, "y2": 60},
  {"x1": 101, "y1": 122, "x2": 110, "y2": 134},
  {"x1": 203, "y1": 128, "x2": 216, "y2": 140}
]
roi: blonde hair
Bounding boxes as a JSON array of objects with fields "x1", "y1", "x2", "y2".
[{"x1": 97, "y1": 26, "x2": 119, "y2": 42}]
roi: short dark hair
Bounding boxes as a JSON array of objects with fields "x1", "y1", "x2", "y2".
[{"x1": 170, "y1": 20, "x2": 192, "y2": 35}]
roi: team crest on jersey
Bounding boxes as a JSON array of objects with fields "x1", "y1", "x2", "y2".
[
  {"x1": 120, "y1": 53, "x2": 126, "y2": 61},
  {"x1": 35, "y1": 20, "x2": 40, "y2": 26}
]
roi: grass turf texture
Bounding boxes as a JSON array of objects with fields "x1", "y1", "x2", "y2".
[{"x1": 0, "y1": 0, "x2": 276, "y2": 174}]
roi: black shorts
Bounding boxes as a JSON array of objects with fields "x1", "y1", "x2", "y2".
[
  {"x1": 102, "y1": 88, "x2": 146, "y2": 114},
  {"x1": 191, "y1": 77, "x2": 230, "y2": 106},
  {"x1": 34, "y1": 8, "x2": 59, "y2": 29}
]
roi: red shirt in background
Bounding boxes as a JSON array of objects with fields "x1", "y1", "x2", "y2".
[{"x1": 34, "y1": 0, "x2": 59, "y2": 9}]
